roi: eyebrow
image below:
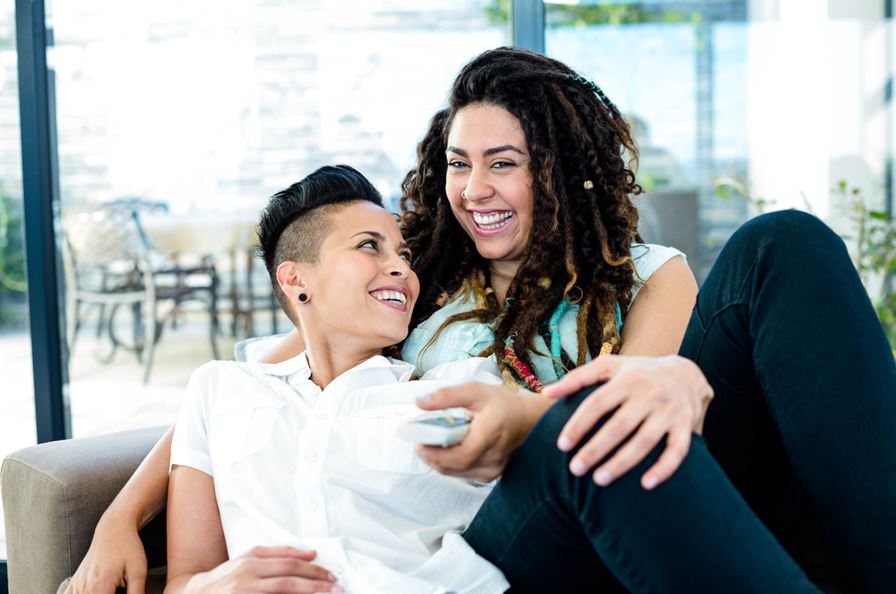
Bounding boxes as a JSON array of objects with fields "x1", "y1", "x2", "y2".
[
  {"x1": 352, "y1": 230, "x2": 410, "y2": 250},
  {"x1": 446, "y1": 144, "x2": 526, "y2": 157}
]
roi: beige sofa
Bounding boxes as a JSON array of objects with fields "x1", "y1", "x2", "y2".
[
  {"x1": 1, "y1": 427, "x2": 168, "y2": 594},
  {"x1": 2, "y1": 425, "x2": 852, "y2": 594}
]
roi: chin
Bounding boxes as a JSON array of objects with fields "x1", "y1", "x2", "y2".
[
  {"x1": 474, "y1": 243, "x2": 515, "y2": 261},
  {"x1": 375, "y1": 326, "x2": 409, "y2": 348},
  {"x1": 388, "y1": 331, "x2": 409, "y2": 345}
]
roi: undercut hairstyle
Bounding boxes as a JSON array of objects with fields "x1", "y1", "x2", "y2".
[
  {"x1": 257, "y1": 164, "x2": 384, "y2": 323},
  {"x1": 399, "y1": 47, "x2": 642, "y2": 387}
]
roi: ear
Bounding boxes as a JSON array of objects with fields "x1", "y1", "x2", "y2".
[{"x1": 275, "y1": 261, "x2": 311, "y2": 303}]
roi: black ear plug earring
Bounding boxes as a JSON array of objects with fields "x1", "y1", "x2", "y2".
[{"x1": 298, "y1": 293, "x2": 308, "y2": 303}]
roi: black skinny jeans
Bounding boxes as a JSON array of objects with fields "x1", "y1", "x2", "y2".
[{"x1": 464, "y1": 211, "x2": 896, "y2": 593}]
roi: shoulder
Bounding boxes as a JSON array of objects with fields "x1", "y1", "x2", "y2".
[
  {"x1": 403, "y1": 291, "x2": 493, "y2": 373},
  {"x1": 631, "y1": 243, "x2": 686, "y2": 283},
  {"x1": 188, "y1": 360, "x2": 251, "y2": 387},
  {"x1": 629, "y1": 242, "x2": 687, "y2": 301},
  {"x1": 186, "y1": 360, "x2": 278, "y2": 410}
]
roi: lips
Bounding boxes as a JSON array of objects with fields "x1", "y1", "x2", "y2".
[
  {"x1": 469, "y1": 210, "x2": 514, "y2": 235},
  {"x1": 369, "y1": 286, "x2": 409, "y2": 312}
]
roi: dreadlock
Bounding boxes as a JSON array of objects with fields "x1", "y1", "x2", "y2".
[{"x1": 400, "y1": 47, "x2": 642, "y2": 389}]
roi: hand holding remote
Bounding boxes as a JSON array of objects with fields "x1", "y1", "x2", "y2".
[{"x1": 397, "y1": 412, "x2": 471, "y2": 447}]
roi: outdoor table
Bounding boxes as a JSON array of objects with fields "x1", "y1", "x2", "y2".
[{"x1": 140, "y1": 212, "x2": 277, "y2": 337}]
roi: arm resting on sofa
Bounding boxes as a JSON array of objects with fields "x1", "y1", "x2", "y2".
[{"x1": 1, "y1": 426, "x2": 168, "y2": 594}]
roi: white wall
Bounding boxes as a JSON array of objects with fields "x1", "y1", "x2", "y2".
[{"x1": 745, "y1": 0, "x2": 889, "y2": 227}]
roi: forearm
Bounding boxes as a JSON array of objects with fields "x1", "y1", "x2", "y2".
[
  {"x1": 519, "y1": 391, "x2": 554, "y2": 441},
  {"x1": 105, "y1": 425, "x2": 175, "y2": 529},
  {"x1": 163, "y1": 574, "x2": 194, "y2": 594},
  {"x1": 259, "y1": 327, "x2": 304, "y2": 364},
  {"x1": 164, "y1": 571, "x2": 213, "y2": 594}
]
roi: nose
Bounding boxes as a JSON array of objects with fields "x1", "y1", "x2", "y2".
[
  {"x1": 462, "y1": 165, "x2": 494, "y2": 203},
  {"x1": 387, "y1": 254, "x2": 411, "y2": 278}
]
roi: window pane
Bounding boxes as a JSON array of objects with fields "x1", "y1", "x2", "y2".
[
  {"x1": 546, "y1": 1, "x2": 895, "y2": 350},
  {"x1": 546, "y1": 1, "x2": 749, "y2": 281},
  {"x1": 0, "y1": 5, "x2": 36, "y2": 561},
  {"x1": 47, "y1": 1, "x2": 509, "y2": 437}
]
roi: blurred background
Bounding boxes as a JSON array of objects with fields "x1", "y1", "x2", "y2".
[{"x1": 1, "y1": 0, "x2": 894, "y2": 564}]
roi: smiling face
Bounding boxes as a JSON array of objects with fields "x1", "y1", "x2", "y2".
[
  {"x1": 445, "y1": 103, "x2": 534, "y2": 266},
  {"x1": 282, "y1": 201, "x2": 420, "y2": 350}
]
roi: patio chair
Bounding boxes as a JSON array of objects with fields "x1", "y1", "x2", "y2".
[
  {"x1": 62, "y1": 202, "x2": 219, "y2": 383},
  {"x1": 226, "y1": 249, "x2": 283, "y2": 338}
]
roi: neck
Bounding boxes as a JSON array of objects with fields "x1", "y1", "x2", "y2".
[
  {"x1": 298, "y1": 322, "x2": 382, "y2": 389},
  {"x1": 488, "y1": 259, "x2": 520, "y2": 304}
]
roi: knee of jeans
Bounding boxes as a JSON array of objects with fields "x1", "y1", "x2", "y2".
[{"x1": 729, "y1": 210, "x2": 844, "y2": 262}]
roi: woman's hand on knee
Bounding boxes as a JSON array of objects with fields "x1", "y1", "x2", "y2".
[
  {"x1": 542, "y1": 355, "x2": 713, "y2": 490},
  {"x1": 414, "y1": 383, "x2": 549, "y2": 482}
]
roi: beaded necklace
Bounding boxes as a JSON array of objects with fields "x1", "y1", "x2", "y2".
[
  {"x1": 502, "y1": 337, "x2": 545, "y2": 393},
  {"x1": 502, "y1": 298, "x2": 625, "y2": 391},
  {"x1": 548, "y1": 299, "x2": 571, "y2": 378}
]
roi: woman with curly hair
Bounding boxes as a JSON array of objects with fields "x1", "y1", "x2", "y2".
[
  {"x1": 390, "y1": 47, "x2": 893, "y2": 592},
  {"x1": 393, "y1": 48, "x2": 700, "y2": 490},
  {"x1": 67, "y1": 48, "x2": 895, "y2": 594}
]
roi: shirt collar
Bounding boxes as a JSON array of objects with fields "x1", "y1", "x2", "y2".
[
  {"x1": 257, "y1": 351, "x2": 415, "y2": 384},
  {"x1": 256, "y1": 351, "x2": 312, "y2": 378}
]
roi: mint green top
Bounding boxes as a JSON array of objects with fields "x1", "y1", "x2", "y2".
[{"x1": 400, "y1": 243, "x2": 685, "y2": 383}]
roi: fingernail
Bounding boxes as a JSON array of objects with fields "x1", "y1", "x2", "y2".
[
  {"x1": 570, "y1": 460, "x2": 586, "y2": 476},
  {"x1": 328, "y1": 572, "x2": 337, "y2": 581},
  {"x1": 332, "y1": 586, "x2": 345, "y2": 593},
  {"x1": 557, "y1": 436, "x2": 572, "y2": 451},
  {"x1": 417, "y1": 394, "x2": 431, "y2": 403},
  {"x1": 643, "y1": 475, "x2": 658, "y2": 490},
  {"x1": 595, "y1": 469, "x2": 612, "y2": 486}
]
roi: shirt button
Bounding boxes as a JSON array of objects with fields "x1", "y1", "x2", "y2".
[
  {"x1": 305, "y1": 450, "x2": 318, "y2": 463},
  {"x1": 306, "y1": 497, "x2": 319, "y2": 511},
  {"x1": 316, "y1": 411, "x2": 329, "y2": 421}
]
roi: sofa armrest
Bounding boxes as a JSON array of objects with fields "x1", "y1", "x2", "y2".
[{"x1": 2, "y1": 426, "x2": 169, "y2": 594}]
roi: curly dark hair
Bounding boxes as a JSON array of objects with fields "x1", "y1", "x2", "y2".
[{"x1": 399, "y1": 47, "x2": 642, "y2": 387}]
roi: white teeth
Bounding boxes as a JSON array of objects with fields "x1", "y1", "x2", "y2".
[
  {"x1": 472, "y1": 211, "x2": 513, "y2": 229},
  {"x1": 371, "y1": 290, "x2": 407, "y2": 306}
]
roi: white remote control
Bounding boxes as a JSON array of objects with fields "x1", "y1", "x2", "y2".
[{"x1": 397, "y1": 413, "x2": 471, "y2": 447}]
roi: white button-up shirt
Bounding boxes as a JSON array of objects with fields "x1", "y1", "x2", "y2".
[{"x1": 171, "y1": 353, "x2": 509, "y2": 594}]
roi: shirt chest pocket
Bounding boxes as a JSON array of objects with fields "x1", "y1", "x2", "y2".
[
  {"x1": 349, "y1": 406, "x2": 432, "y2": 475},
  {"x1": 210, "y1": 401, "x2": 285, "y2": 468}
]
